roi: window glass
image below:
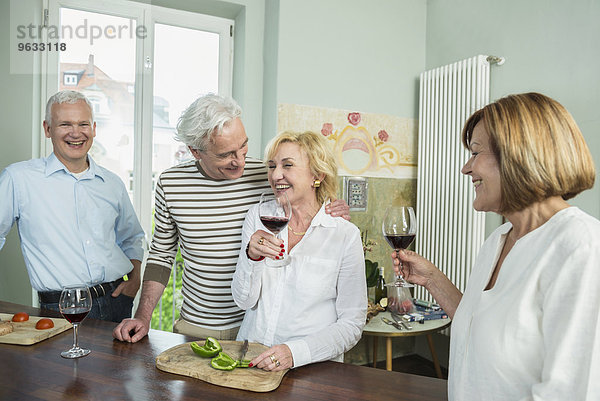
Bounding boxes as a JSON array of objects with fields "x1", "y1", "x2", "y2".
[
  {"x1": 59, "y1": 8, "x2": 137, "y2": 199},
  {"x1": 151, "y1": 23, "x2": 221, "y2": 186}
]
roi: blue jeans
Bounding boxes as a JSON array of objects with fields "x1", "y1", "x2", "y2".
[{"x1": 41, "y1": 293, "x2": 133, "y2": 323}]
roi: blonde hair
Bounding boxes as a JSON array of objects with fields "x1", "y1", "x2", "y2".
[
  {"x1": 462, "y1": 92, "x2": 595, "y2": 213},
  {"x1": 264, "y1": 131, "x2": 338, "y2": 205}
]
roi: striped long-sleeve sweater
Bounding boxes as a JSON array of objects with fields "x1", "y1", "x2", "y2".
[{"x1": 143, "y1": 157, "x2": 270, "y2": 329}]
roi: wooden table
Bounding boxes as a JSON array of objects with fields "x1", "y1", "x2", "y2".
[
  {"x1": 363, "y1": 311, "x2": 451, "y2": 378},
  {"x1": 0, "y1": 301, "x2": 448, "y2": 400}
]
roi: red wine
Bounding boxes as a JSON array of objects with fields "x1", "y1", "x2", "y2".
[
  {"x1": 260, "y1": 216, "x2": 289, "y2": 234},
  {"x1": 384, "y1": 234, "x2": 416, "y2": 250},
  {"x1": 61, "y1": 307, "x2": 90, "y2": 323}
]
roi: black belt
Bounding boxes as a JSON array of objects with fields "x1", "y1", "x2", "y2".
[{"x1": 38, "y1": 278, "x2": 124, "y2": 304}]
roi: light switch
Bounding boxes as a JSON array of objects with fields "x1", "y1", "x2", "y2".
[{"x1": 343, "y1": 176, "x2": 368, "y2": 211}]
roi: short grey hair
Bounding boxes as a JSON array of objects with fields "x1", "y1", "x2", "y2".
[
  {"x1": 175, "y1": 93, "x2": 242, "y2": 151},
  {"x1": 45, "y1": 90, "x2": 94, "y2": 125}
]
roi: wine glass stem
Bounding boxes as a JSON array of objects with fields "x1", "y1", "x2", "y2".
[
  {"x1": 396, "y1": 248, "x2": 403, "y2": 279},
  {"x1": 72, "y1": 323, "x2": 80, "y2": 349}
]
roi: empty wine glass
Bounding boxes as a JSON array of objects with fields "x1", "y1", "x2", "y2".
[
  {"x1": 258, "y1": 191, "x2": 292, "y2": 267},
  {"x1": 382, "y1": 206, "x2": 417, "y2": 288},
  {"x1": 59, "y1": 285, "x2": 92, "y2": 358}
]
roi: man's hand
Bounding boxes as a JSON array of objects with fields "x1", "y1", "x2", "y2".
[
  {"x1": 113, "y1": 318, "x2": 149, "y2": 343},
  {"x1": 325, "y1": 199, "x2": 351, "y2": 221},
  {"x1": 111, "y1": 259, "x2": 142, "y2": 298},
  {"x1": 112, "y1": 280, "x2": 166, "y2": 343},
  {"x1": 111, "y1": 279, "x2": 140, "y2": 298}
]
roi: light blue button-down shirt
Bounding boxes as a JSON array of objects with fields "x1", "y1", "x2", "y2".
[{"x1": 0, "y1": 153, "x2": 145, "y2": 291}]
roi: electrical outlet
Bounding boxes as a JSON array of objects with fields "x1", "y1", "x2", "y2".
[{"x1": 343, "y1": 176, "x2": 368, "y2": 211}]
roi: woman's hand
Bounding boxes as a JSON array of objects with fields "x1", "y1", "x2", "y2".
[
  {"x1": 248, "y1": 230, "x2": 285, "y2": 261},
  {"x1": 249, "y1": 344, "x2": 293, "y2": 371},
  {"x1": 393, "y1": 249, "x2": 463, "y2": 319},
  {"x1": 392, "y1": 249, "x2": 437, "y2": 288}
]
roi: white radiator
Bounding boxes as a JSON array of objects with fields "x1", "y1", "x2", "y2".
[{"x1": 414, "y1": 55, "x2": 495, "y2": 303}]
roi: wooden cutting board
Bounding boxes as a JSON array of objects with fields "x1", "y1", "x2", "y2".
[
  {"x1": 0, "y1": 313, "x2": 72, "y2": 345},
  {"x1": 156, "y1": 340, "x2": 289, "y2": 392}
]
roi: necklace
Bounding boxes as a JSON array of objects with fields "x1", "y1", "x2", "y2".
[
  {"x1": 289, "y1": 206, "x2": 318, "y2": 236},
  {"x1": 289, "y1": 222, "x2": 308, "y2": 236}
]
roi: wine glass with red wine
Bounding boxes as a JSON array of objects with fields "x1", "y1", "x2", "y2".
[
  {"x1": 382, "y1": 206, "x2": 417, "y2": 287},
  {"x1": 259, "y1": 191, "x2": 292, "y2": 267},
  {"x1": 59, "y1": 285, "x2": 92, "y2": 358}
]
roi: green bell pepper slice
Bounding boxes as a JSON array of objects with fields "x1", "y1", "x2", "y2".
[
  {"x1": 190, "y1": 337, "x2": 223, "y2": 358},
  {"x1": 236, "y1": 359, "x2": 251, "y2": 368},
  {"x1": 210, "y1": 352, "x2": 238, "y2": 371}
]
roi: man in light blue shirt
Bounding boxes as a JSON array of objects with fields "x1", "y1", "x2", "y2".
[{"x1": 0, "y1": 90, "x2": 145, "y2": 322}]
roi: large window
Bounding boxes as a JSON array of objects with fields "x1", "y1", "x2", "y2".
[
  {"x1": 152, "y1": 22, "x2": 222, "y2": 180},
  {"x1": 44, "y1": 0, "x2": 233, "y2": 328}
]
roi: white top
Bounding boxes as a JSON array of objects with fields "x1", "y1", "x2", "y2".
[
  {"x1": 449, "y1": 207, "x2": 600, "y2": 401},
  {"x1": 232, "y1": 202, "x2": 367, "y2": 368}
]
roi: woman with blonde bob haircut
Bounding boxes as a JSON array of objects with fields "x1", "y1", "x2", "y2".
[
  {"x1": 232, "y1": 130, "x2": 367, "y2": 372},
  {"x1": 462, "y1": 92, "x2": 595, "y2": 213},
  {"x1": 392, "y1": 92, "x2": 600, "y2": 400}
]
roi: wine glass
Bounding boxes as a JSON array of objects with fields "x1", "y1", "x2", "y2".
[
  {"x1": 382, "y1": 206, "x2": 417, "y2": 287},
  {"x1": 258, "y1": 191, "x2": 292, "y2": 267},
  {"x1": 59, "y1": 285, "x2": 92, "y2": 358}
]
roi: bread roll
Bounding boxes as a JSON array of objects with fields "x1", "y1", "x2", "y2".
[{"x1": 0, "y1": 321, "x2": 14, "y2": 336}]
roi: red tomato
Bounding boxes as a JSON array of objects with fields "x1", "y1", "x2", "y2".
[
  {"x1": 35, "y1": 318, "x2": 54, "y2": 330},
  {"x1": 12, "y1": 312, "x2": 29, "y2": 322}
]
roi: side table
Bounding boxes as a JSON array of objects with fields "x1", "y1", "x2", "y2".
[{"x1": 363, "y1": 311, "x2": 451, "y2": 378}]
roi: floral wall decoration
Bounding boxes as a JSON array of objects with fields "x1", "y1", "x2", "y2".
[{"x1": 278, "y1": 103, "x2": 418, "y2": 178}]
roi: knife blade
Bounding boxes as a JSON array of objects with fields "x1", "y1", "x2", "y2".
[
  {"x1": 391, "y1": 312, "x2": 412, "y2": 330},
  {"x1": 238, "y1": 339, "x2": 249, "y2": 362},
  {"x1": 391, "y1": 321, "x2": 403, "y2": 330},
  {"x1": 382, "y1": 316, "x2": 402, "y2": 330}
]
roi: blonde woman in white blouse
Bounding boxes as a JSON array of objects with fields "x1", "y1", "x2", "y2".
[
  {"x1": 232, "y1": 131, "x2": 367, "y2": 371},
  {"x1": 393, "y1": 93, "x2": 599, "y2": 401}
]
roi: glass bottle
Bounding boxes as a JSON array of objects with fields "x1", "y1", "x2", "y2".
[{"x1": 374, "y1": 266, "x2": 386, "y2": 306}]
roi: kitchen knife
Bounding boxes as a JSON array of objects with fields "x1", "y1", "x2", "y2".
[
  {"x1": 238, "y1": 339, "x2": 249, "y2": 362},
  {"x1": 392, "y1": 312, "x2": 412, "y2": 330},
  {"x1": 381, "y1": 317, "x2": 402, "y2": 330}
]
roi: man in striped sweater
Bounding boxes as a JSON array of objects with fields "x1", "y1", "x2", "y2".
[{"x1": 113, "y1": 94, "x2": 349, "y2": 342}]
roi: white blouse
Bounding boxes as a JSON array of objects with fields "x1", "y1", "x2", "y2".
[
  {"x1": 232, "y1": 202, "x2": 367, "y2": 368},
  {"x1": 449, "y1": 207, "x2": 600, "y2": 401}
]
